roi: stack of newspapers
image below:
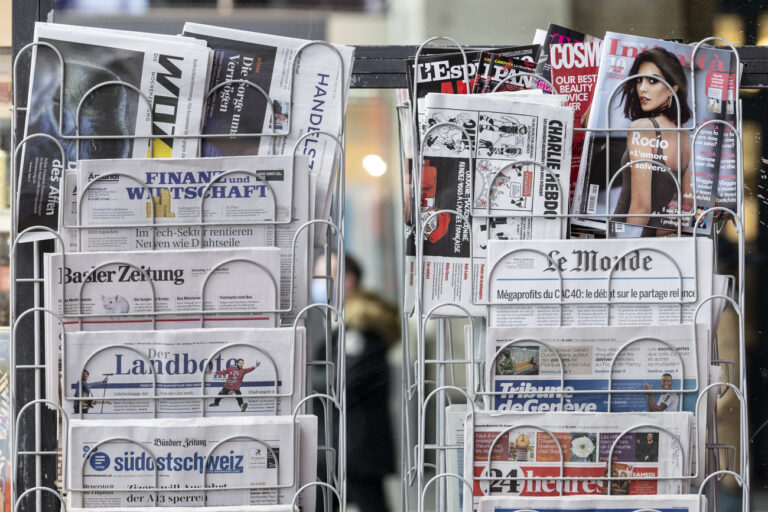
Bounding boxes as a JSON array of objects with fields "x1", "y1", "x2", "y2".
[
  {"x1": 20, "y1": 21, "x2": 354, "y2": 510},
  {"x1": 402, "y1": 24, "x2": 739, "y2": 512}
]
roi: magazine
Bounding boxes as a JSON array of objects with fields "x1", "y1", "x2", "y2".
[
  {"x1": 477, "y1": 495, "x2": 705, "y2": 512},
  {"x1": 61, "y1": 327, "x2": 305, "y2": 418},
  {"x1": 61, "y1": 155, "x2": 312, "y2": 321},
  {"x1": 181, "y1": 23, "x2": 354, "y2": 221},
  {"x1": 17, "y1": 22, "x2": 211, "y2": 232},
  {"x1": 405, "y1": 93, "x2": 573, "y2": 317},
  {"x1": 571, "y1": 32, "x2": 738, "y2": 235},
  {"x1": 549, "y1": 41, "x2": 602, "y2": 206},
  {"x1": 534, "y1": 24, "x2": 600, "y2": 92},
  {"x1": 44, "y1": 247, "x2": 281, "y2": 402},
  {"x1": 463, "y1": 410, "x2": 693, "y2": 511},
  {"x1": 487, "y1": 237, "x2": 714, "y2": 328},
  {"x1": 472, "y1": 45, "x2": 542, "y2": 94},
  {"x1": 67, "y1": 415, "x2": 317, "y2": 510}
]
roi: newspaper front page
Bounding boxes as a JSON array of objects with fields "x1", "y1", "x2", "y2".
[
  {"x1": 181, "y1": 23, "x2": 354, "y2": 221},
  {"x1": 463, "y1": 410, "x2": 693, "y2": 512},
  {"x1": 72, "y1": 507, "x2": 294, "y2": 512},
  {"x1": 61, "y1": 327, "x2": 305, "y2": 418},
  {"x1": 61, "y1": 155, "x2": 311, "y2": 322},
  {"x1": 18, "y1": 22, "x2": 211, "y2": 232},
  {"x1": 44, "y1": 247, "x2": 280, "y2": 401},
  {"x1": 478, "y1": 494, "x2": 705, "y2": 512},
  {"x1": 68, "y1": 415, "x2": 317, "y2": 510},
  {"x1": 487, "y1": 237, "x2": 714, "y2": 327}
]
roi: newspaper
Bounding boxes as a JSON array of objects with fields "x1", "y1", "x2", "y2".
[
  {"x1": 478, "y1": 495, "x2": 705, "y2": 512},
  {"x1": 405, "y1": 92, "x2": 573, "y2": 317},
  {"x1": 181, "y1": 23, "x2": 354, "y2": 221},
  {"x1": 68, "y1": 415, "x2": 317, "y2": 510},
  {"x1": 60, "y1": 155, "x2": 311, "y2": 321},
  {"x1": 61, "y1": 327, "x2": 305, "y2": 418},
  {"x1": 72, "y1": 507, "x2": 295, "y2": 512},
  {"x1": 463, "y1": 410, "x2": 693, "y2": 511},
  {"x1": 487, "y1": 237, "x2": 714, "y2": 327},
  {"x1": 484, "y1": 323, "x2": 710, "y2": 480},
  {"x1": 44, "y1": 247, "x2": 280, "y2": 402},
  {"x1": 18, "y1": 22, "x2": 211, "y2": 232},
  {"x1": 447, "y1": 404, "x2": 469, "y2": 512},
  {"x1": 571, "y1": 33, "x2": 738, "y2": 234}
]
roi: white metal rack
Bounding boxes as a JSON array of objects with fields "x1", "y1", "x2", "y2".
[
  {"x1": 399, "y1": 36, "x2": 748, "y2": 512},
  {"x1": 10, "y1": 39, "x2": 349, "y2": 512}
]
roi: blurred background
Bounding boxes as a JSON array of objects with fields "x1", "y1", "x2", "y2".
[{"x1": 4, "y1": 0, "x2": 768, "y2": 510}]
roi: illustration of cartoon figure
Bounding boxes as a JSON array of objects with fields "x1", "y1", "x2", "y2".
[
  {"x1": 420, "y1": 160, "x2": 451, "y2": 243},
  {"x1": 479, "y1": 114, "x2": 528, "y2": 135},
  {"x1": 424, "y1": 125, "x2": 468, "y2": 154},
  {"x1": 207, "y1": 359, "x2": 259, "y2": 412},
  {"x1": 101, "y1": 294, "x2": 130, "y2": 314}
]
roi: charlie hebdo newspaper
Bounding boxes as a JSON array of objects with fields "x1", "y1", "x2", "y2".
[
  {"x1": 61, "y1": 327, "x2": 305, "y2": 418},
  {"x1": 463, "y1": 410, "x2": 693, "y2": 512},
  {"x1": 487, "y1": 237, "x2": 714, "y2": 328},
  {"x1": 60, "y1": 155, "x2": 312, "y2": 322},
  {"x1": 68, "y1": 415, "x2": 317, "y2": 510},
  {"x1": 44, "y1": 247, "x2": 280, "y2": 402},
  {"x1": 477, "y1": 495, "x2": 705, "y2": 512},
  {"x1": 406, "y1": 92, "x2": 572, "y2": 316},
  {"x1": 17, "y1": 23, "x2": 211, "y2": 232},
  {"x1": 181, "y1": 23, "x2": 354, "y2": 221},
  {"x1": 571, "y1": 33, "x2": 738, "y2": 235}
]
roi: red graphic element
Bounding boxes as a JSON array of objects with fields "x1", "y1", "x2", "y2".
[{"x1": 421, "y1": 160, "x2": 451, "y2": 243}]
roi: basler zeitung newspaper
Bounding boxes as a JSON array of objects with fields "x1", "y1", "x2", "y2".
[
  {"x1": 61, "y1": 327, "x2": 305, "y2": 418},
  {"x1": 61, "y1": 155, "x2": 312, "y2": 322},
  {"x1": 44, "y1": 247, "x2": 280, "y2": 402},
  {"x1": 487, "y1": 237, "x2": 714, "y2": 328},
  {"x1": 181, "y1": 23, "x2": 354, "y2": 221},
  {"x1": 68, "y1": 415, "x2": 317, "y2": 510},
  {"x1": 463, "y1": 410, "x2": 693, "y2": 512},
  {"x1": 17, "y1": 22, "x2": 211, "y2": 232}
]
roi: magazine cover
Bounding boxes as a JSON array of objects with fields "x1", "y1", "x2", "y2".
[
  {"x1": 463, "y1": 411, "x2": 693, "y2": 511},
  {"x1": 571, "y1": 33, "x2": 738, "y2": 235},
  {"x1": 549, "y1": 41, "x2": 602, "y2": 206},
  {"x1": 61, "y1": 327, "x2": 306, "y2": 418},
  {"x1": 477, "y1": 495, "x2": 705, "y2": 512},
  {"x1": 181, "y1": 23, "x2": 354, "y2": 220},
  {"x1": 68, "y1": 415, "x2": 317, "y2": 510},
  {"x1": 17, "y1": 23, "x2": 211, "y2": 232},
  {"x1": 487, "y1": 237, "x2": 714, "y2": 328},
  {"x1": 44, "y1": 247, "x2": 281, "y2": 402},
  {"x1": 534, "y1": 23, "x2": 600, "y2": 92},
  {"x1": 472, "y1": 45, "x2": 542, "y2": 94},
  {"x1": 62, "y1": 155, "x2": 312, "y2": 322}
]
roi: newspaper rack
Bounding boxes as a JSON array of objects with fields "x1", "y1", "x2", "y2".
[
  {"x1": 10, "y1": 38, "x2": 349, "y2": 512},
  {"x1": 400, "y1": 36, "x2": 749, "y2": 512}
]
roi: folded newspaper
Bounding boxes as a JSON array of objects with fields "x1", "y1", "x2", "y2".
[
  {"x1": 477, "y1": 495, "x2": 705, "y2": 512},
  {"x1": 463, "y1": 410, "x2": 693, "y2": 511},
  {"x1": 487, "y1": 237, "x2": 714, "y2": 327},
  {"x1": 18, "y1": 22, "x2": 211, "y2": 232},
  {"x1": 61, "y1": 327, "x2": 305, "y2": 418},
  {"x1": 406, "y1": 92, "x2": 573, "y2": 317},
  {"x1": 71, "y1": 507, "x2": 295, "y2": 512},
  {"x1": 68, "y1": 415, "x2": 317, "y2": 510},
  {"x1": 61, "y1": 154, "x2": 312, "y2": 321},
  {"x1": 181, "y1": 23, "x2": 354, "y2": 221},
  {"x1": 44, "y1": 247, "x2": 280, "y2": 402}
]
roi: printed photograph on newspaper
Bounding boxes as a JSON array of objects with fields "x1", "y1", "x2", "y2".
[
  {"x1": 463, "y1": 410, "x2": 693, "y2": 512},
  {"x1": 18, "y1": 23, "x2": 210, "y2": 232},
  {"x1": 68, "y1": 416, "x2": 317, "y2": 510},
  {"x1": 572, "y1": 33, "x2": 738, "y2": 236},
  {"x1": 61, "y1": 327, "x2": 305, "y2": 418}
]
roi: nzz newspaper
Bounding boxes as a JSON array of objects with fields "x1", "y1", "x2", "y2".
[
  {"x1": 44, "y1": 247, "x2": 280, "y2": 402},
  {"x1": 61, "y1": 155, "x2": 312, "y2": 322},
  {"x1": 478, "y1": 495, "x2": 705, "y2": 512},
  {"x1": 68, "y1": 416, "x2": 317, "y2": 510},
  {"x1": 463, "y1": 410, "x2": 693, "y2": 512},
  {"x1": 61, "y1": 327, "x2": 305, "y2": 417}
]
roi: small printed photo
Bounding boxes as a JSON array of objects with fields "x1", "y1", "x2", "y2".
[
  {"x1": 707, "y1": 96, "x2": 722, "y2": 113},
  {"x1": 495, "y1": 346, "x2": 540, "y2": 376},
  {"x1": 634, "y1": 431, "x2": 660, "y2": 462},
  {"x1": 726, "y1": 100, "x2": 735, "y2": 115},
  {"x1": 508, "y1": 432, "x2": 534, "y2": 462},
  {"x1": 271, "y1": 100, "x2": 290, "y2": 130},
  {"x1": 570, "y1": 432, "x2": 597, "y2": 462}
]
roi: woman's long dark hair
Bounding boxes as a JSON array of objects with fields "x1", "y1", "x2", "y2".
[{"x1": 620, "y1": 47, "x2": 692, "y2": 125}]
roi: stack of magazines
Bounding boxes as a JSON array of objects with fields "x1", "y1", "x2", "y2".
[
  {"x1": 19, "y1": 21, "x2": 354, "y2": 510},
  {"x1": 401, "y1": 23, "x2": 739, "y2": 512}
]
